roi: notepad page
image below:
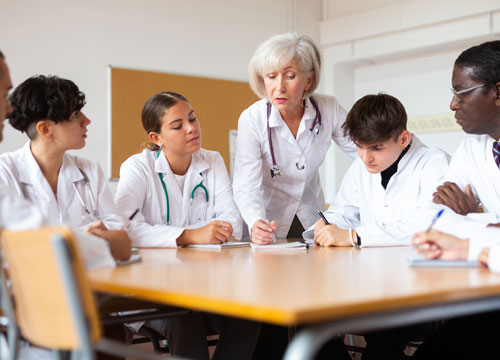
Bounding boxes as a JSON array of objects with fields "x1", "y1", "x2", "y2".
[
  {"x1": 185, "y1": 241, "x2": 251, "y2": 249},
  {"x1": 250, "y1": 241, "x2": 308, "y2": 251},
  {"x1": 408, "y1": 258, "x2": 480, "y2": 268}
]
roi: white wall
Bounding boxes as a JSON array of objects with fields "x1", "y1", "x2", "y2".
[{"x1": 0, "y1": 0, "x2": 322, "y2": 184}]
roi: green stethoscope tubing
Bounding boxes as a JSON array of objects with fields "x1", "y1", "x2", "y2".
[{"x1": 156, "y1": 151, "x2": 209, "y2": 224}]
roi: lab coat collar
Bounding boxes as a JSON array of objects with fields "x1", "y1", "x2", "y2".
[
  {"x1": 395, "y1": 134, "x2": 421, "y2": 171},
  {"x1": 19, "y1": 141, "x2": 84, "y2": 185},
  {"x1": 154, "y1": 150, "x2": 210, "y2": 176},
  {"x1": 267, "y1": 97, "x2": 316, "y2": 128}
]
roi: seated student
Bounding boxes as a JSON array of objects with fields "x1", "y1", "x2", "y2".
[
  {"x1": 115, "y1": 91, "x2": 259, "y2": 360},
  {"x1": 304, "y1": 93, "x2": 450, "y2": 247},
  {"x1": 304, "y1": 93, "x2": 450, "y2": 360},
  {"x1": 412, "y1": 229, "x2": 500, "y2": 359},
  {"x1": 432, "y1": 40, "x2": 500, "y2": 223},
  {"x1": 0, "y1": 74, "x2": 130, "y2": 267}
]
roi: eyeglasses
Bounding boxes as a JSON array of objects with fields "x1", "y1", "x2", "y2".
[{"x1": 450, "y1": 84, "x2": 486, "y2": 101}]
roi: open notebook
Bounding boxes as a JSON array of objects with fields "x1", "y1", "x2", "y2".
[
  {"x1": 185, "y1": 241, "x2": 251, "y2": 250},
  {"x1": 408, "y1": 258, "x2": 480, "y2": 268},
  {"x1": 250, "y1": 241, "x2": 309, "y2": 251}
]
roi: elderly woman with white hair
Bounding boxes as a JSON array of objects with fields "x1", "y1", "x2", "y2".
[
  {"x1": 233, "y1": 33, "x2": 355, "y2": 360},
  {"x1": 233, "y1": 32, "x2": 356, "y2": 244}
]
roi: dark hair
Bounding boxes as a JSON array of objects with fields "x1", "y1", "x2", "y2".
[
  {"x1": 141, "y1": 91, "x2": 190, "y2": 151},
  {"x1": 342, "y1": 93, "x2": 407, "y2": 144},
  {"x1": 0, "y1": 50, "x2": 4, "y2": 60},
  {"x1": 8, "y1": 75, "x2": 86, "y2": 140},
  {"x1": 455, "y1": 41, "x2": 500, "y2": 88}
]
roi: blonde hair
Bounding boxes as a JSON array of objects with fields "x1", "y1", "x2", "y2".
[{"x1": 248, "y1": 33, "x2": 321, "y2": 99}]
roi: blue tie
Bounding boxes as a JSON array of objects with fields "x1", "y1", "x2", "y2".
[{"x1": 493, "y1": 141, "x2": 500, "y2": 169}]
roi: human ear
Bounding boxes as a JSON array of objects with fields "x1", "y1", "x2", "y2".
[
  {"x1": 35, "y1": 120, "x2": 52, "y2": 140},
  {"x1": 494, "y1": 82, "x2": 500, "y2": 107},
  {"x1": 305, "y1": 71, "x2": 314, "y2": 92},
  {"x1": 400, "y1": 130, "x2": 411, "y2": 148},
  {"x1": 148, "y1": 132, "x2": 162, "y2": 147}
]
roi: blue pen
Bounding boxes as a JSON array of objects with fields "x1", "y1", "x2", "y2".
[{"x1": 426, "y1": 209, "x2": 444, "y2": 233}]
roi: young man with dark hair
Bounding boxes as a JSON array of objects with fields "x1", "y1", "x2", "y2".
[{"x1": 304, "y1": 93, "x2": 449, "y2": 247}]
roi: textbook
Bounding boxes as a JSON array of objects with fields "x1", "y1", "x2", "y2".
[
  {"x1": 408, "y1": 258, "x2": 480, "y2": 268},
  {"x1": 250, "y1": 241, "x2": 309, "y2": 251},
  {"x1": 185, "y1": 241, "x2": 251, "y2": 250}
]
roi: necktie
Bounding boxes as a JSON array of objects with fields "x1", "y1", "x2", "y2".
[{"x1": 493, "y1": 141, "x2": 500, "y2": 169}]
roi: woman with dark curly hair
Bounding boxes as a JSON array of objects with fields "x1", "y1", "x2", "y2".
[{"x1": 0, "y1": 75, "x2": 131, "y2": 266}]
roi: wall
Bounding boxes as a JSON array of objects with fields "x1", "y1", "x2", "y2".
[{"x1": 0, "y1": 0, "x2": 322, "y2": 186}]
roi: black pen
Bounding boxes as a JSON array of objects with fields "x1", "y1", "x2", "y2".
[
  {"x1": 317, "y1": 209, "x2": 330, "y2": 225},
  {"x1": 121, "y1": 208, "x2": 140, "y2": 230}
]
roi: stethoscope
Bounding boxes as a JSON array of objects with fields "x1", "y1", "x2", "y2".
[
  {"x1": 72, "y1": 168, "x2": 98, "y2": 221},
  {"x1": 266, "y1": 96, "x2": 321, "y2": 178},
  {"x1": 156, "y1": 151, "x2": 209, "y2": 225}
]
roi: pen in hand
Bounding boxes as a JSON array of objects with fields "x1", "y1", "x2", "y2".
[
  {"x1": 121, "y1": 208, "x2": 140, "y2": 230},
  {"x1": 425, "y1": 209, "x2": 444, "y2": 233},
  {"x1": 317, "y1": 209, "x2": 330, "y2": 225}
]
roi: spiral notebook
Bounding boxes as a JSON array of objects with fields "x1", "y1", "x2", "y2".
[
  {"x1": 408, "y1": 258, "x2": 480, "y2": 268},
  {"x1": 185, "y1": 241, "x2": 250, "y2": 250}
]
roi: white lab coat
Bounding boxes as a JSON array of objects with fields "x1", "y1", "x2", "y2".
[
  {"x1": 115, "y1": 148, "x2": 242, "y2": 247},
  {"x1": 441, "y1": 135, "x2": 500, "y2": 223},
  {"x1": 303, "y1": 136, "x2": 450, "y2": 246},
  {"x1": 233, "y1": 94, "x2": 356, "y2": 238},
  {"x1": 0, "y1": 142, "x2": 118, "y2": 269}
]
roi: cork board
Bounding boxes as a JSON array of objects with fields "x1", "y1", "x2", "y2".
[{"x1": 110, "y1": 67, "x2": 258, "y2": 179}]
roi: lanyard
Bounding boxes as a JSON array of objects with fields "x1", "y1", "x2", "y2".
[
  {"x1": 266, "y1": 96, "x2": 321, "y2": 177},
  {"x1": 156, "y1": 151, "x2": 209, "y2": 224}
]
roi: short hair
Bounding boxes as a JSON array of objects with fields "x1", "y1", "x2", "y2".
[
  {"x1": 0, "y1": 50, "x2": 4, "y2": 60},
  {"x1": 8, "y1": 75, "x2": 86, "y2": 140},
  {"x1": 342, "y1": 93, "x2": 407, "y2": 144},
  {"x1": 455, "y1": 41, "x2": 500, "y2": 88},
  {"x1": 248, "y1": 32, "x2": 321, "y2": 99},
  {"x1": 142, "y1": 91, "x2": 190, "y2": 151}
]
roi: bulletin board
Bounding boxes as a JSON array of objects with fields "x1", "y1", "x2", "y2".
[{"x1": 110, "y1": 67, "x2": 258, "y2": 179}]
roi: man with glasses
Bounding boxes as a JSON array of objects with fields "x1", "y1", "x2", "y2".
[{"x1": 433, "y1": 40, "x2": 500, "y2": 224}]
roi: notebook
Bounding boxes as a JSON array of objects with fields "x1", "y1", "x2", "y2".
[
  {"x1": 250, "y1": 241, "x2": 309, "y2": 251},
  {"x1": 116, "y1": 254, "x2": 142, "y2": 266},
  {"x1": 408, "y1": 258, "x2": 480, "y2": 268},
  {"x1": 185, "y1": 241, "x2": 251, "y2": 250}
]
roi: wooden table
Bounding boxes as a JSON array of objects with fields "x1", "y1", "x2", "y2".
[{"x1": 88, "y1": 245, "x2": 500, "y2": 359}]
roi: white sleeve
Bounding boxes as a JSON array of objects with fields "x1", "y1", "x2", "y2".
[
  {"x1": 0, "y1": 186, "x2": 45, "y2": 230},
  {"x1": 441, "y1": 141, "x2": 475, "y2": 193},
  {"x1": 328, "y1": 99, "x2": 357, "y2": 158},
  {"x1": 488, "y1": 246, "x2": 500, "y2": 273},
  {"x1": 358, "y1": 153, "x2": 450, "y2": 247},
  {"x1": 73, "y1": 230, "x2": 116, "y2": 269},
  {"x1": 468, "y1": 227, "x2": 500, "y2": 261},
  {"x1": 233, "y1": 110, "x2": 267, "y2": 230},
  {"x1": 302, "y1": 162, "x2": 361, "y2": 240},
  {"x1": 115, "y1": 159, "x2": 183, "y2": 248},
  {"x1": 210, "y1": 153, "x2": 242, "y2": 239}
]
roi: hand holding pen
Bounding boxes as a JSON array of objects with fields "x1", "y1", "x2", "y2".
[{"x1": 251, "y1": 219, "x2": 278, "y2": 244}]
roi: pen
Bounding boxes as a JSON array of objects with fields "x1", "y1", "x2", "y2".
[
  {"x1": 122, "y1": 208, "x2": 139, "y2": 230},
  {"x1": 425, "y1": 209, "x2": 444, "y2": 233},
  {"x1": 317, "y1": 209, "x2": 330, "y2": 225},
  {"x1": 271, "y1": 232, "x2": 277, "y2": 244}
]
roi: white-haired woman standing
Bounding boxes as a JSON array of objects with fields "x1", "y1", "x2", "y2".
[
  {"x1": 233, "y1": 33, "x2": 355, "y2": 360},
  {"x1": 233, "y1": 33, "x2": 356, "y2": 245}
]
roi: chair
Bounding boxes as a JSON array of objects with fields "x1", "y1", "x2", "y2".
[{"x1": 0, "y1": 226, "x2": 180, "y2": 360}]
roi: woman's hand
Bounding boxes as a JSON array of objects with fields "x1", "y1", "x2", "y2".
[
  {"x1": 251, "y1": 220, "x2": 277, "y2": 244},
  {"x1": 90, "y1": 228, "x2": 132, "y2": 261},
  {"x1": 412, "y1": 230, "x2": 469, "y2": 260},
  {"x1": 177, "y1": 220, "x2": 233, "y2": 246},
  {"x1": 314, "y1": 222, "x2": 352, "y2": 247},
  {"x1": 84, "y1": 220, "x2": 108, "y2": 233}
]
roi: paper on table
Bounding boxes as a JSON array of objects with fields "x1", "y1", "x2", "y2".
[
  {"x1": 250, "y1": 241, "x2": 308, "y2": 251},
  {"x1": 408, "y1": 258, "x2": 480, "y2": 268},
  {"x1": 185, "y1": 241, "x2": 251, "y2": 250},
  {"x1": 116, "y1": 254, "x2": 142, "y2": 266}
]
